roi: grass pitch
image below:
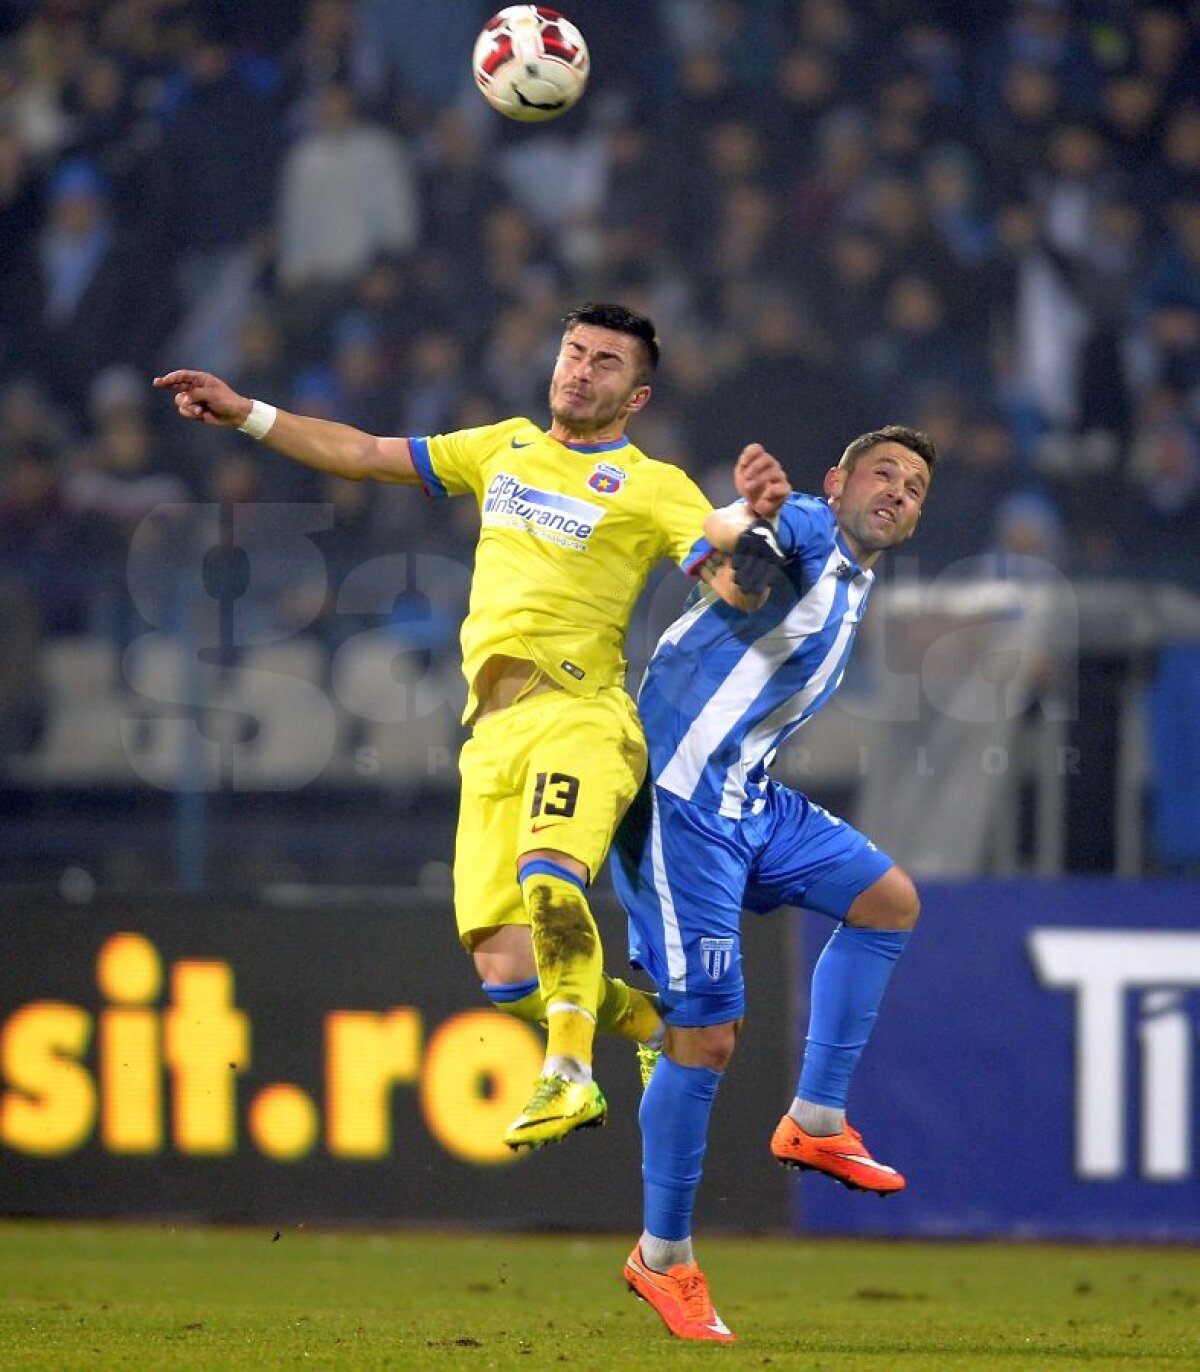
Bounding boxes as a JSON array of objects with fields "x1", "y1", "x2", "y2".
[{"x1": 1, "y1": 1221, "x2": 1197, "y2": 1370}]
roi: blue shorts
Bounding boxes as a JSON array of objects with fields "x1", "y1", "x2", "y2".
[{"x1": 611, "y1": 780, "x2": 893, "y2": 1028}]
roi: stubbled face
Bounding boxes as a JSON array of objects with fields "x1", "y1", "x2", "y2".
[
  {"x1": 825, "y1": 440, "x2": 930, "y2": 562},
  {"x1": 548, "y1": 324, "x2": 649, "y2": 438}
]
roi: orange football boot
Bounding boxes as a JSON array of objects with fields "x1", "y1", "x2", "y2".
[
  {"x1": 623, "y1": 1243, "x2": 735, "y2": 1342},
  {"x1": 770, "y1": 1114, "x2": 906, "y2": 1194}
]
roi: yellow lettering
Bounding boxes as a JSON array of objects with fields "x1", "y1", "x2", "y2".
[
  {"x1": 325, "y1": 1009, "x2": 422, "y2": 1158},
  {"x1": 163, "y1": 962, "x2": 248, "y2": 1154},
  {"x1": 97, "y1": 934, "x2": 164, "y2": 1154},
  {"x1": 419, "y1": 1011, "x2": 541, "y2": 1165},
  {"x1": 100, "y1": 1010, "x2": 161, "y2": 1153},
  {"x1": 248, "y1": 1084, "x2": 318, "y2": 1161},
  {"x1": 0, "y1": 1002, "x2": 95, "y2": 1155}
]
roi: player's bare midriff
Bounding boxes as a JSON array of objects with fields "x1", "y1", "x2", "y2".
[{"x1": 473, "y1": 654, "x2": 560, "y2": 721}]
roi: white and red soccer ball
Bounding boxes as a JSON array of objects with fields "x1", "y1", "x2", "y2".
[{"x1": 472, "y1": 6, "x2": 589, "y2": 123}]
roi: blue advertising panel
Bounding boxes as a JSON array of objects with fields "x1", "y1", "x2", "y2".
[{"x1": 794, "y1": 879, "x2": 1200, "y2": 1240}]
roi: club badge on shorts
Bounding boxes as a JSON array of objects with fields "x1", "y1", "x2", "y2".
[
  {"x1": 700, "y1": 937, "x2": 735, "y2": 981},
  {"x1": 587, "y1": 462, "x2": 626, "y2": 495}
]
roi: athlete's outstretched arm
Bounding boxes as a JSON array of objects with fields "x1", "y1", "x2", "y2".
[{"x1": 152, "y1": 369, "x2": 421, "y2": 485}]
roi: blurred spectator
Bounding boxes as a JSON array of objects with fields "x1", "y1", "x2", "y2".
[
  {"x1": 0, "y1": 375, "x2": 72, "y2": 459},
  {"x1": 769, "y1": 44, "x2": 842, "y2": 153},
  {"x1": 1031, "y1": 119, "x2": 1123, "y2": 250},
  {"x1": 921, "y1": 143, "x2": 995, "y2": 269},
  {"x1": 63, "y1": 365, "x2": 190, "y2": 646},
  {"x1": 982, "y1": 60, "x2": 1064, "y2": 202},
  {"x1": 859, "y1": 271, "x2": 987, "y2": 421},
  {"x1": 1128, "y1": 198, "x2": 1200, "y2": 403},
  {"x1": 896, "y1": 19, "x2": 967, "y2": 107},
  {"x1": 985, "y1": 489, "x2": 1070, "y2": 573},
  {"x1": 480, "y1": 308, "x2": 551, "y2": 421},
  {"x1": 1100, "y1": 67, "x2": 1164, "y2": 189},
  {"x1": 0, "y1": 30, "x2": 71, "y2": 162},
  {"x1": 684, "y1": 291, "x2": 851, "y2": 479},
  {"x1": 1121, "y1": 383, "x2": 1200, "y2": 585},
  {"x1": 229, "y1": 306, "x2": 292, "y2": 412},
  {"x1": 790, "y1": 0, "x2": 864, "y2": 65},
  {"x1": 455, "y1": 203, "x2": 559, "y2": 340},
  {"x1": 1, "y1": 157, "x2": 170, "y2": 421},
  {"x1": 276, "y1": 81, "x2": 418, "y2": 307},
  {"x1": 280, "y1": 0, "x2": 358, "y2": 129},
  {"x1": 1127, "y1": 3, "x2": 1200, "y2": 104},
  {"x1": 329, "y1": 310, "x2": 396, "y2": 434},
  {"x1": 400, "y1": 326, "x2": 470, "y2": 435},
  {"x1": 872, "y1": 62, "x2": 960, "y2": 172},
  {"x1": 698, "y1": 181, "x2": 783, "y2": 306},
  {"x1": 786, "y1": 105, "x2": 876, "y2": 244},
  {"x1": 0, "y1": 577, "x2": 43, "y2": 755},
  {"x1": 0, "y1": 125, "x2": 39, "y2": 267},
  {"x1": 351, "y1": 0, "x2": 479, "y2": 117},
  {"x1": 810, "y1": 225, "x2": 888, "y2": 360},
  {"x1": 908, "y1": 399, "x2": 1025, "y2": 576},
  {"x1": 419, "y1": 107, "x2": 508, "y2": 267},
  {"x1": 977, "y1": 1, "x2": 1098, "y2": 124},
  {"x1": 147, "y1": 22, "x2": 285, "y2": 306},
  {"x1": 857, "y1": 171, "x2": 947, "y2": 280},
  {"x1": 1153, "y1": 101, "x2": 1200, "y2": 218},
  {"x1": 586, "y1": 116, "x2": 670, "y2": 284},
  {"x1": 0, "y1": 440, "x2": 87, "y2": 633}
]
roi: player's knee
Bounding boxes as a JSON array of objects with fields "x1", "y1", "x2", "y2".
[
  {"x1": 666, "y1": 1020, "x2": 739, "y2": 1071},
  {"x1": 847, "y1": 865, "x2": 920, "y2": 931}
]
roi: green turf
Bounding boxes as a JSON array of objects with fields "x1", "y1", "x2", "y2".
[{"x1": 1, "y1": 1221, "x2": 1197, "y2": 1370}]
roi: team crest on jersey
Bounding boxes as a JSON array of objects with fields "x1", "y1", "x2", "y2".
[
  {"x1": 700, "y1": 937, "x2": 735, "y2": 981},
  {"x1": 587, "y1": 462, "x2": 627, "y2": 495}
]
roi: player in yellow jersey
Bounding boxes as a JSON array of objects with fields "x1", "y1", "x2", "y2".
[{"x1": 155, "y1": 303, "x2": 787, "y2": 1150}]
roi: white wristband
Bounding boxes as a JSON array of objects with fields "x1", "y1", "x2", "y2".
[{"x1": 237, "y1": 399, "x2": 277, "y2": 440}]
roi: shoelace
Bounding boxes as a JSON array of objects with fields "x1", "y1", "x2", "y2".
[
  {"x1": 524, "y1": 1074, "x2": 568, "y2": 1111},
  {"x1": 676, "y1": 1270, "x2": 714, "y2": 1321}
]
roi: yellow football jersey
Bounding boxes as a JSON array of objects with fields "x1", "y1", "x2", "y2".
[{"x1": 410, "y1": 417, "x2": 713, "y2": 721}]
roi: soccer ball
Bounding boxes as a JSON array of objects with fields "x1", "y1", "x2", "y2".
[{"x1": 472, "y1": 6, "x2": 589, "y2": 123}]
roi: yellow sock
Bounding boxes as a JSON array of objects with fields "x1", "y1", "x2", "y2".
[
  {"x1": 484, "y1": 984, "x2": 545, "y2": 1025},
  {"x1": 597, "y1": 976, "x2": 662, "y2": 1044},
  {"x1": 521, "y1": 869, "x2": 603, "y2": 1069}
]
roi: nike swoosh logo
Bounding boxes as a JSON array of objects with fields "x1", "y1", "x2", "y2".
[
  {"x1": 830, "y1": 1152, "x2": 897, "y2": 1173},
  {"x1": 511, "y1": 438, "x2": 534, "y2": 448},
  {"x1": 530, "y1": 822, "x2": 563, "y2": 833}
]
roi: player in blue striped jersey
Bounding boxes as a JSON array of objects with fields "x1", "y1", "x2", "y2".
[{"x1": 618, "y1": 427, "x2": 936, "y2": 1343}]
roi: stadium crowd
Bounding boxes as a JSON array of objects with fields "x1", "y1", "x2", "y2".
[{"x1": 1, "y1": 0, "x2": 1199, "y2": 676}]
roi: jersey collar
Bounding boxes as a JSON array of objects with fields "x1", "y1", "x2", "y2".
[{"x1": 557, "y1": 434, "x2": 632, "y2": 454}]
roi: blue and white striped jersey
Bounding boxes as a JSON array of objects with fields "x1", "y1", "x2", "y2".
[{"x1": 638, "y1": 494, "x2": 873, "y2": 818}]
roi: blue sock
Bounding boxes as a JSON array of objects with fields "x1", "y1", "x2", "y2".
[
  {"x1": 799, "y1": 925, "x2": 911, "y2": 1108},
  {"x1": 640, "y1": 1056, "x2": 721, "y2": 1242}
]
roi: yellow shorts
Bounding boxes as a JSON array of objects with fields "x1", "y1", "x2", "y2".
[{"x1": 453, "y1": 685, "x2": 647, "y2": 946}]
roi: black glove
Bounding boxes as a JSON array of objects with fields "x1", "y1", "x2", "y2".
[{"x1": 731, "y1": 519, "x2": 786, "y2": 595}]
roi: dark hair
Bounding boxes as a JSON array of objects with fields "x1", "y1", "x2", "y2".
[
  {"x1": 562, "y1": 302, "x2": 659, "y2": 380},
  {"x1": 838, "y1": 424, "x2": 937, "y2": 477}
]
